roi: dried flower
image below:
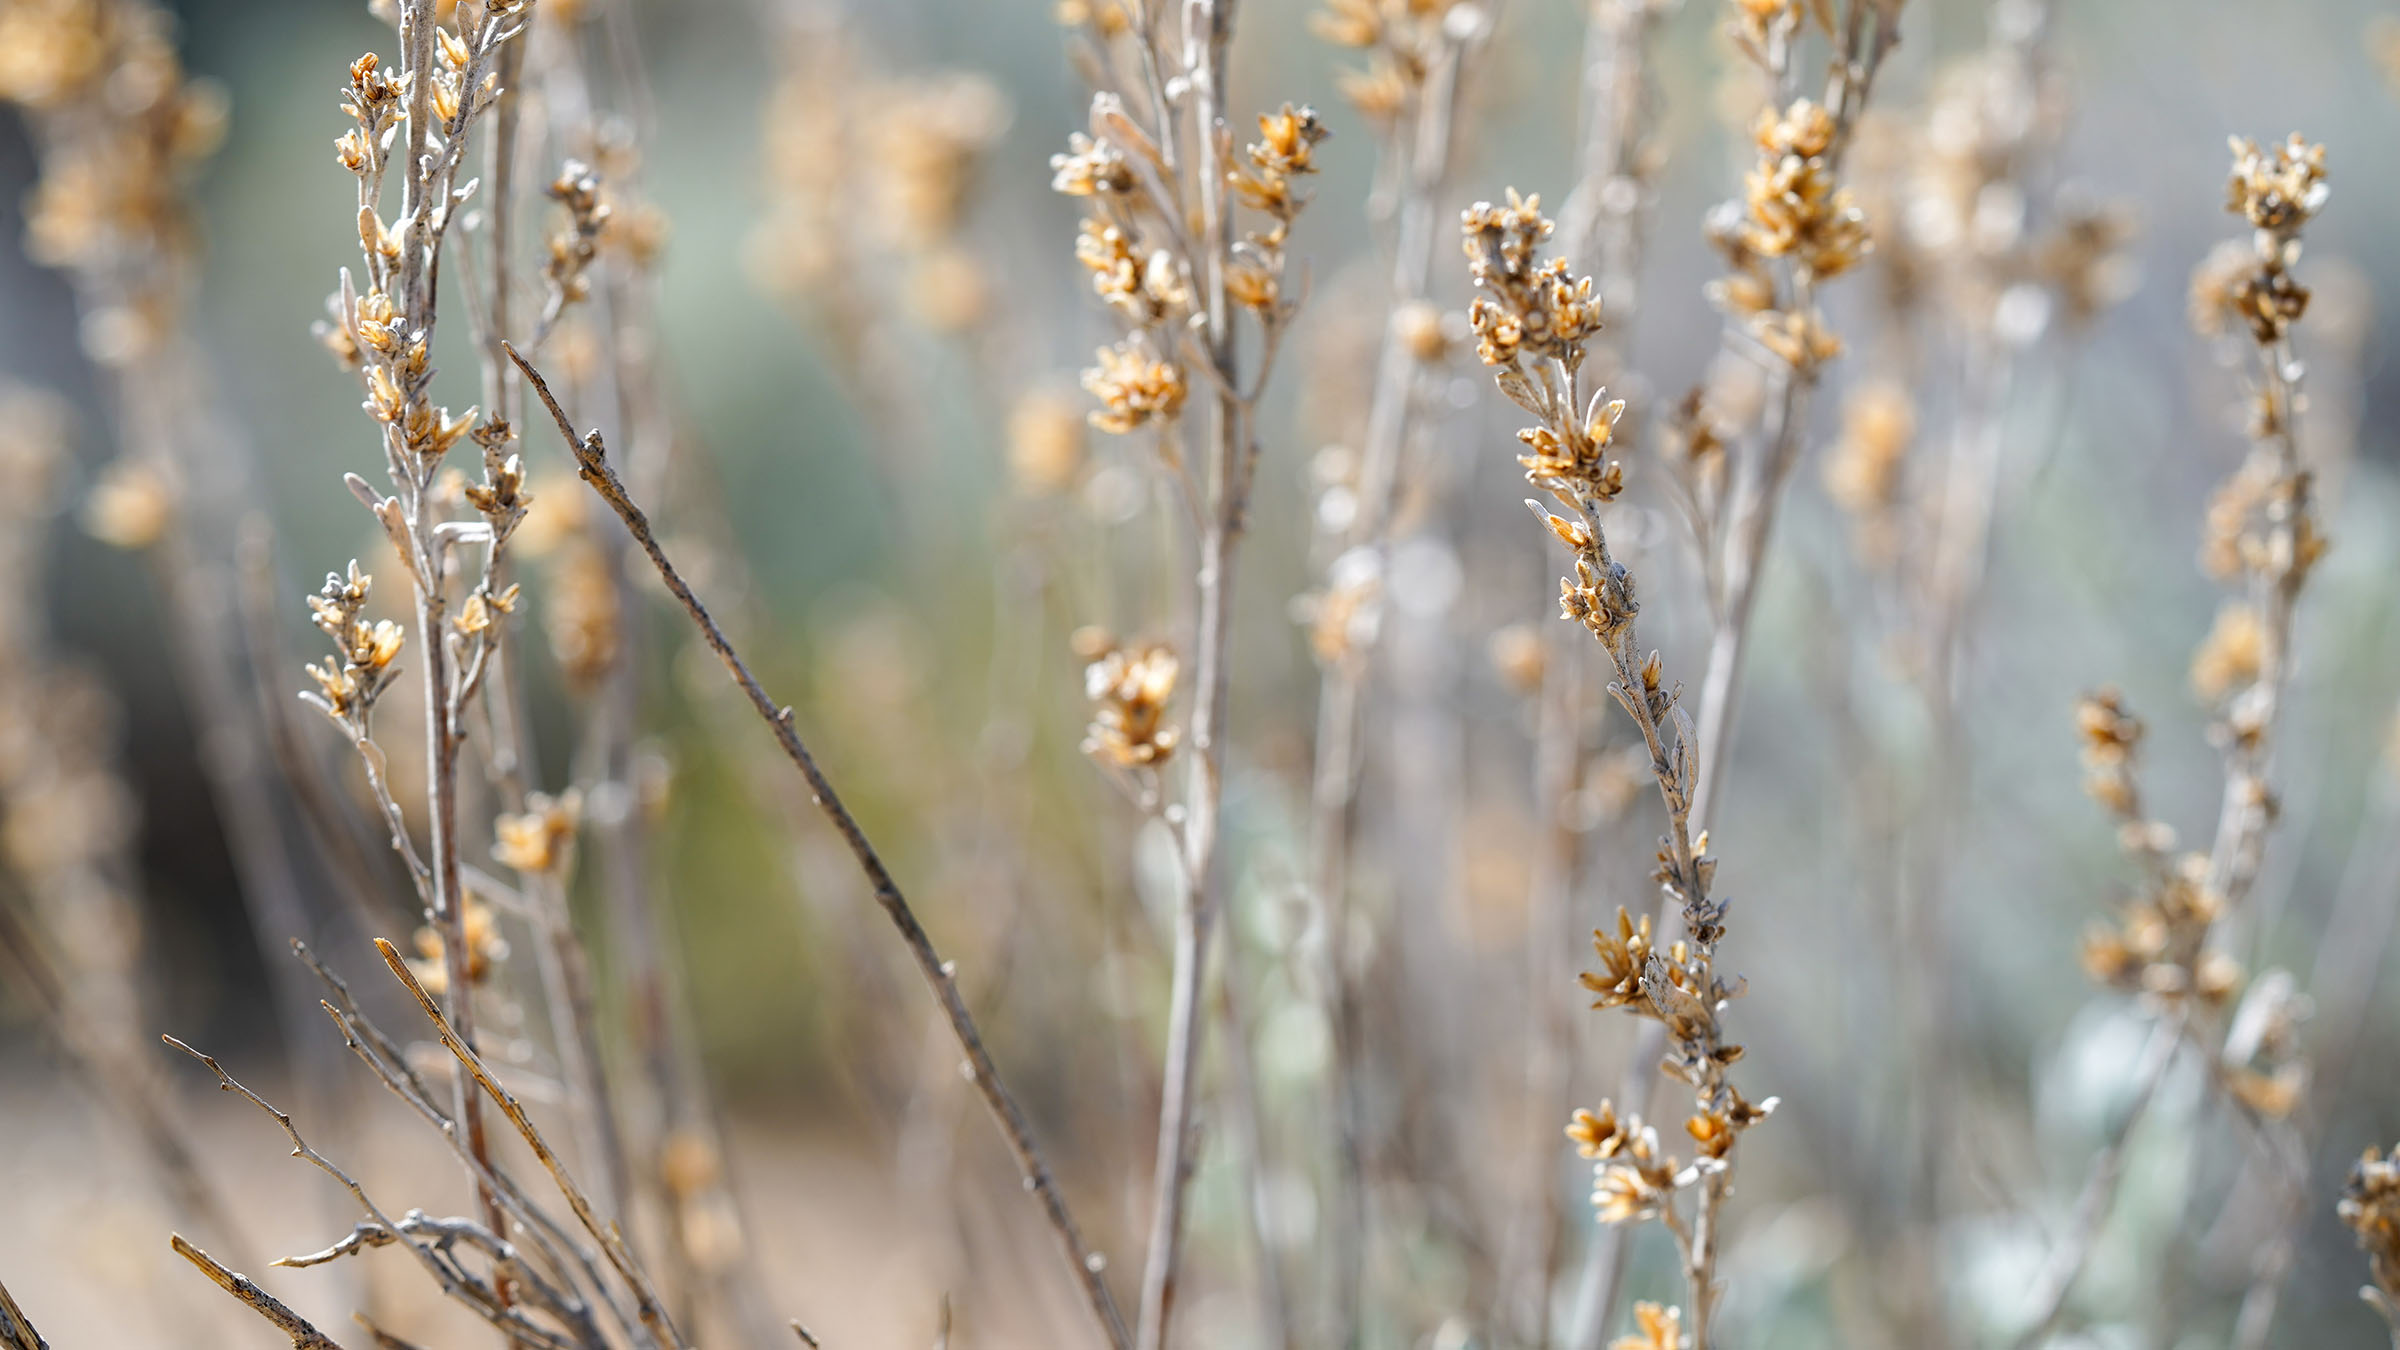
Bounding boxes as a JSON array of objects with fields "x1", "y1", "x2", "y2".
[
  {"x1": 1581, "y1": 907, "x2": 1656, "y2": 1011},
  {"x1": 1612, "y1": 1303, "x2": 1686, "y2": 1350},
  {"x1": 1008, "y1": 390, "x2": 1087, "y2": 494},
  {"x1": 2189, "y1": 602, "x2": 2263, "y2": 704},
  {"x1": 299, "y1": 563, "x2": 405, "y2": 726},
  {"x1": 1080, "y1": 640, "x2": 1181, "y2": 768},
  {"x1": 1082, "y1": 338, "x2": 1187, "y2": 435},
  {"x1": 407, "y1": 895, "x2": 506, "y2": 995},
  {"x1": 494, "y1": 790, "x2": 581, "y2": 874},
  {"x1": 542, "y1": 159, "x2": 611, "y2": 315},
  {"x1": 81, "y1": 459, "x2": 174, "y2": 550},
  {"x1": 2341, "y1": 1143, "x2": 2400, "y2": 1329}
]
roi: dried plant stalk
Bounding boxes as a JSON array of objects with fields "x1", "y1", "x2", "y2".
[
  {"x1": 1304, "y1": 4, "x2": 1491, "y2": 1340},
  {"x1": 509, "y1": 342, "x2": 1133, "y2": 1350},
  {"x1": 2022, "y1": 132, "x2": 2331, "y2": 1347},
  {"x1": 1052, "y1": 9, "x2": 1326, "y2": 1344},
  {"x1": 1462, "y1": 189, "x2": 1777, "y2": 1350},
  {"x1": 1573, "y1": 4, "x2": 1897, "y2": 1338},
  {"x1": 0, "y1": 0, "x2": 334, "y2": 1117}
]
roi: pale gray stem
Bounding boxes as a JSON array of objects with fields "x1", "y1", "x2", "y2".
[
  {"x1": 1137, "y1": 6, "x2": 1240, "y2": 1348},
  {"x1": 2011, "y1": 1017, "x2": 2181, "y2": 1349}
]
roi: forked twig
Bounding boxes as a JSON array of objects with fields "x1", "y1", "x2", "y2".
[
  {"x1": 374, "y1": 938, "x2": 686, "y2": 1350},
  {"x1": 171, "y1": 1233, "x2": 349, "y2": 1350},
  {"x1": 163, "y1": 1033, "x2": 593, "y2": 1350},
  {"x1": 506, "y1": 340, "x2": 1133, "y2": 1350}
]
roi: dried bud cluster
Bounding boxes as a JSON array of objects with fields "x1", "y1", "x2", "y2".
[
  {"x1": 2067, "y1": 139, "x2": 2333, "y2": 1149},
  {"x1": 1461, "y1": 193, "x2": 1636, "y2": 648},
  {"x1": 1053, "y1": 94, "x2": 1323, "y2": 436},
  {"x1": 494, "y1": 789, "x2": 581, "y2": 875},
  {"x1": 406, "y1": 895, "x2": 506, "y2": 995},
  {"x1": 1079, "y1": 637, "x2": 1182, "y2": 769},
  {"x1": 301, "y1": 563, "x2": 405, "y2": 726},
  {"x1": 1610, "y1": 1302, "x2": 1688, "y2": 1350},
  {"x1": 542, "y1": 159, "x2": 611, "y2": 317},
  {"x1": 321, "y1": 16, "x2": 522, "y2": 472},
  {"x1": 1739, "y1": 100, "x2": 1870, "y2": 280},
  {"x1": 1225, "y1": 104, "x2": 1329, "y2": 315},
  {"x1": 1462, "y1": 183, "x2": 1771, "y2": 1329},
  {"x1": 1311, "y1": 0, "x2": 1480, "y2": 125},
  {"x1": 749, "y1": 36, "x2": 1003, "y2": 334},
  {"x1": 1702, "y1": 97, "x2": 1868, "y2": 375},
  {"x1": 1463, "y1": 191, "x2": 1602, "y2": 368},
  {"x1": 2342, "y1": 1144, "x2": 2400, "y2": 1333},
  {"x1": 2217, "y1": 135, "x2": 2326, "y2": 346},
  {"x1": 0, "y1": 0, "x2": 227, "y2": 365}
]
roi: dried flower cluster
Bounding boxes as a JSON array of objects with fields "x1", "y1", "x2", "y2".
[
  {"x1": 1311, "y1": 0, "x2": 1476, "y2": 124},
  {"x1": 1706, "y1": 95, "x2": 1867, "y2": 372},
  {"x1": 2031, "y1": 134, "x2": 2334, "y2": 1339},
  {"x1": 0, "y1": 0, "x2": 225, "y2": 366},
  {"x1": 300, "y1": 562, "x2": 406, "y2": 729},
  {"x1": 2342, "y1": 1144, "x2": 2400, "y2": 1338},
  {"x1": 1079, "y1": 634, "x2": 1183, "y2": 770},
  {"x1": 1047, "y1": 16, "x2": 1328, "y2": 1347},
  {"x1": 1465, "y1": 189, "x2": 1771, "y2": 1348},
  {"x1": 540, "y1": 158, "x2": 611, "y2": 330},
  {"x1": 2215, "y1": 135, "x2": 2328, "y2": 345},
  {"x1": 1818, "y1": 378, "x2": 1915, "y2": 565},
  {"x1": 1056, "y1": 96, "x2": 1324, "y2": 439},
  {"x1": 749, "y1": 31, "x2": 1008, "y2": 337}
]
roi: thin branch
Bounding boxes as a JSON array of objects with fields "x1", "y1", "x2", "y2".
[
  {"x1": 508, "y1": 341, "x2": 1131, "y2": 1350},
  {"x1": 375, "y1": 938, "x2": 685, "y2": 1350},
  {"x1": 2010, "y1": 1015, "x2": 2181, "y2": 1348},
  {"x1": 0, "y1": 1278, "x2": 49, "y2": 1350},
  {"x1": 171, "y1": 1234, "x2": 350, "y2": 1350},
  {"x1": 163, "y1": 1035, "x2": 589, "y2": 1350},
  {"x1": 1138, "y1": 9, "x2": 1241, "y2": 1347}
]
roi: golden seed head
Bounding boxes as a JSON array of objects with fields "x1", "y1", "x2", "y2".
[
  {"x1": 1081, "y1": 338, "x2": 1187, "y2": 435},
  {"x1": 1609, "y1": 1302, "x2": 1685, "y2": 1350},
  {"x1": 1080, "y1": 640, "x2": 1181, "y2": 767},
  {"x1": 81, "y1": 459, "x2": 174, "y2": 550},
  {"x1": 1008, "y1": 390, "x2": 1087, "y2": 494}
]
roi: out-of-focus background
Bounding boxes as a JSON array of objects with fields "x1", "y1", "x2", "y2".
[{"x1": 3, "y1": 0, "x2": 2398, "y2": 1347}]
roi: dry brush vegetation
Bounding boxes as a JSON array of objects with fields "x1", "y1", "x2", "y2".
[{"x1": 2, "y1": 0, "x2": 2400, "y2": 1347}]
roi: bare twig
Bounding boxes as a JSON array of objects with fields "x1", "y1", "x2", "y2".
[
  {"x1": 172, "y1": 1233, "x2": 349, "y2": 1350},
  {"x1": 508, "y1": 342, "x2": 1131, "y2": 1350},
  {"x1": 376, "y1": 938, "x2": 687, "y2": 1350},
  {"x1": 164, "y1": 1033, "x2": 597, "y2": 1350},
  {"x1": 0, "y1": 1278, "x2": 49, "y2": 1350},
  {"x1": 2010, "y1": 1017, "x2": 2181, "y2": 1348}
]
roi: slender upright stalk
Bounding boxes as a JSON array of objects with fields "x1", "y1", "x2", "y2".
[
  {"x1": 1134, "y1": 7, "x2": 1243, "y2": 1349},
  {"x1": 1305, "y1": 24, "x2": 1477, "y2": 1347}
]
